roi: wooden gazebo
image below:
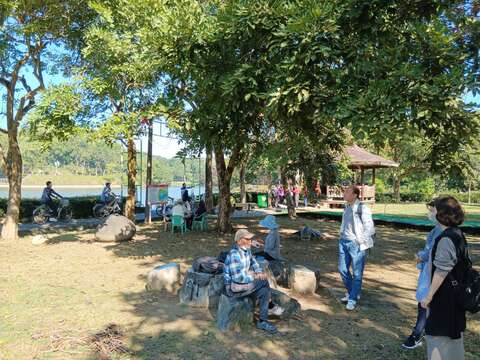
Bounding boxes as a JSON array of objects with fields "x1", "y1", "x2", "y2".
[{"x1": 324, "y1": 144, "x2": 399, "y2": 204}]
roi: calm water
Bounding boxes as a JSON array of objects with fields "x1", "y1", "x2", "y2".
[{"x1": 0, "y1": 185, "x2": 207, "y2": 205}]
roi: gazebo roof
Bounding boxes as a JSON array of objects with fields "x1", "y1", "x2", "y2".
[{"x1": 345, "y1": 144, "x2": 399, "y2": 169}]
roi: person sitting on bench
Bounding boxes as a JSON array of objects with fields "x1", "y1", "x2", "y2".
[{"x1": 224, "y1": 229, "x2": 284, "y2": 334}]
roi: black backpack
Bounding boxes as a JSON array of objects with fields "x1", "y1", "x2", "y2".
[
  {"x1": 451, "y1": 247, "x2": 480, "y2": 314},
  {"x1": 192, "y1": 256, "x2": 224, "y2": 274}
]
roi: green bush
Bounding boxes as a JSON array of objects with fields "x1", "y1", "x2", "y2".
[
  {"x1": 375, "y1": 192, "x2": 432, "y2": 203},
  {"x1": 0, "y1": 196, "x2": 102, "y2": 221}
]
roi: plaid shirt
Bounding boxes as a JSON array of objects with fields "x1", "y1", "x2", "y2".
[{"x1": 224, "y1": 245, "x2": 261, "y2": 285}]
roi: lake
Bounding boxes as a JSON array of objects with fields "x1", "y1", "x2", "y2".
[{"x1": 0, "y1": 185, "x2": 208, "y2": 205}]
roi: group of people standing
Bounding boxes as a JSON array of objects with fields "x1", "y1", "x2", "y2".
[
  {"x1": 223, "y1": 184, "x2": 473, "y2": 359},
  {"x1": 270, "y1": 183, "x2": 308, "y2": 208},
  {"x1": 338, "y1": 186, "x2": 472, "y2": 359}
]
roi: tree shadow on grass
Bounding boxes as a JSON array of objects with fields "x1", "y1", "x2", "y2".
[{"x1": 116, "y1": 281, "x2": 436, "y2": 360}]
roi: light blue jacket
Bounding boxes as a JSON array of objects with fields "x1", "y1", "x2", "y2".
[{"x1": 416, "y1": 224, "x2": 443, "y2": 302}]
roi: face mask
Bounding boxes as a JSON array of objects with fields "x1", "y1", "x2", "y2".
[{"x1": 428, "y1": 210, "x2": 437, "y2": 223}]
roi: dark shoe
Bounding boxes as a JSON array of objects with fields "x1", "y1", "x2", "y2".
[
  {"x1": 256, "y1": 321, "x2": 278, "y2": 334},
  {"x1": 402, "y1": 334, "x2": 423, "y2": 349}
]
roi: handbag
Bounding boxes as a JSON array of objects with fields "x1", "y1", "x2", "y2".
[{"x1": 230, "y1": 281, "x2": 254, "y2": 293}]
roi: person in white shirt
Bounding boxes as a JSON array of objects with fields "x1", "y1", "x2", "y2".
[{"x1": 338, "y1": 185, "x2": 375, "y2": 311}]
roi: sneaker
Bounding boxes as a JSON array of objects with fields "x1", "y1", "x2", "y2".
[
  {"x1": 268, "y1": 305, "x2": 285, "y2": 316},
  {"x1": 402, "y1": 334, "x2": 423, "y2": 349},
  {"x1": 256, "y1": 321, "x2": 278, "y2": 334},
  {"x1": 341, "y1": 294, "x2": 360, "y2": 303},
  {"x1": 346, "y1": 300, "x2": 356, "y2": 311},
  {"x1": 49, "y1": 217, "x2": 58, "y2": 222}
]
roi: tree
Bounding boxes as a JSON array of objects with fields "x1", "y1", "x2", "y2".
[{"x1": 0, "y1": 1, "x2": 93, "y2": 240}]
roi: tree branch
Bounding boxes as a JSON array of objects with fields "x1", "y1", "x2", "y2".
[
  {"x1": 0, "y1": 142, "x2": 7, "y2": 174},
  {"x1": 0, "y1": 77, "x2": 9, "y2": 88},
  {"x1": 0, "y1": 128, "x2": 8, "y2": 135}
]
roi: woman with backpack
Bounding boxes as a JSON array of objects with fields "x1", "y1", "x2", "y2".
[{"x1": 421, "y1": 196, "x2": 470, "y2": 360}]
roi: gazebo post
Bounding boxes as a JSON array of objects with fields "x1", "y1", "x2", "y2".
[
  {"x1": 360, "y1": 167, "x2": 364, "y2": 200},
  {"x1": 372, "y1": 168, "x2": 376, "y2": 185}
]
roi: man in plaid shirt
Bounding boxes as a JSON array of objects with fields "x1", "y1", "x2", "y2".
[{"x1": 224, "y1": 229, "x2": 283, "y2": 334}]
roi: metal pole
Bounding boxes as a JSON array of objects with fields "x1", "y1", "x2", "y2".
[
  {"x1": 144, "y1": 119, "x2": 153, "y2": 223},
  {"x1": 198, "y1": 156, "x2": 201, "y2": 201}
]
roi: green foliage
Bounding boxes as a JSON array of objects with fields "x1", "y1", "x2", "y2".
[{"x1": 407, "y1": 178, "x2": 436, "y2": 201}]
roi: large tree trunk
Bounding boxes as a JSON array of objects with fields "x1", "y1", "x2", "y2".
[
  {"x1": 281, "y1": 169, "x2": 296, "y2": 219},
  {"x1": 214, "y1": 144, "x2": 242, "y2": 233},
  {"x1": 1, "y1": 138, "x2": 22, "y2": 241},
  {"x1": 393, "y1": 176, "x2": 401, "y2": 203},
  {"x1": 124, "y1": 137, "x2": 136, "y2": 221},
  {"x1": 205, "y1": 145, "x2": 214, "y2": 213},
  {"x1": 240, "y1": 160, "x2": 247, "y2": 203}
]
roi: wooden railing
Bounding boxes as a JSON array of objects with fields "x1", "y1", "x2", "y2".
[{"x1": 326, "y1": 185, "x2": 376, "y2": 202}]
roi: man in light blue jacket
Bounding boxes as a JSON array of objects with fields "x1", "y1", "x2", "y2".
[
  {"x1": 402, "y1": 199, "x2": 443, "y2": 349},
  {"x1": 338, "y1": 185, "x2": 375, "y2": 311}
]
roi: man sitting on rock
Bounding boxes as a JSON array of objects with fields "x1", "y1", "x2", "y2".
[{"x1": 224, "y1": 229, "x2": 283, "y2": 334}]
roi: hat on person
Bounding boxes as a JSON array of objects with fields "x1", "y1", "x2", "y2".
[
  {"x1": 259, "y1": 215, "x2": 278, "y2": 230},
  {"x1": 234, "y1": 229, "x2": 255, "y2": 243}
]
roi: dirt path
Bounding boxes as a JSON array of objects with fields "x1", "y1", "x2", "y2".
[{"x1": 0, "y1": 216, "x2": 479, "y2": 359}]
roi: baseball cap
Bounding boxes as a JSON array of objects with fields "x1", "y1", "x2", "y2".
[{"x1": 234, "y1": 229, "x2": 255, "y2": 243}]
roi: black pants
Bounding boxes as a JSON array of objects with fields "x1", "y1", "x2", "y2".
[{"x1": 45, "y1": 199, "x2": 57, "y2": 215}]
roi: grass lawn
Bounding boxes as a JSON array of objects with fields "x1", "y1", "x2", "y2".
[
  {"x1": 1, "y1": 217, "x2": 479, "y2": 359},
  {"x1": 311, "y1": 202, "x2": 480, "y2": 222}
]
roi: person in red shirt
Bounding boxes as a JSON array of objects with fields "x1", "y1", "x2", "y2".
[{"x1": 292, "y1": 185, "x2": 300, "y2": 208}]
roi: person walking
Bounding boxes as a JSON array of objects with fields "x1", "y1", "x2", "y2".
[{"x1": 338, "y1": 185, "x2": 375, "y2": 311}]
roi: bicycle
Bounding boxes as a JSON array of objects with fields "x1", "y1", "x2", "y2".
[
  {"x1": 92, "y1": 195, "x2": 122, "y2": 218},
  {"x1": 33, "y1": 198, "x2": 72, "y2": 225}
]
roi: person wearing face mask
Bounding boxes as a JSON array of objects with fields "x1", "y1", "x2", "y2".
[
  {"x1": 223, "y1": 229, "x2": 284, "y2": 334},
  {"x1": 402, "y1": 199, "x2": 443, "y2": 349}
]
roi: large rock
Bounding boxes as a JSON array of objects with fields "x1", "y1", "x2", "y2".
[
  {"x1": 146, "y1": 263, "x2": 181, "y2": 293},
  {"x1": 179, "y1": 268, "x2": 224, "y2": 309},
  {"x1": 95, "y1": 214, "x2": 136, "y2": 242},
  {"x1": 288, "y1": 265, "x2": 317, "y2": 295},
  {"x1": 271, "y1": 289, "x2": 301, "y2": 320},
  {"x1": 216, "y1": 294, "x2": 254, "y2": 332},
  {"x1": 31, "y1": 234, "x2": 48, "y2": 245}
]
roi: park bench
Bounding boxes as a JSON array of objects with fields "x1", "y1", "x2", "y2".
[{"x1": 233, "y1": 202, "x2": 257, "y2": 212}]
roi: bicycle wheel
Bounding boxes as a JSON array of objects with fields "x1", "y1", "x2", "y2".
[
  {"x1": 33, "y1": 207, "x2": 48, "y2": 225},
  {"x1": 59, "y1": 207, "x2": 72, "y2": 222},
  {"x1": 93, "y1": 204, "x2": 106, "y2": 218}
]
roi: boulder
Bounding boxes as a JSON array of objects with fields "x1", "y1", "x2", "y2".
[
  {"x1": 216, "y1": 294, "x2": 254, "y2": 332},
  {"x1": 288, "y1": 265, "x2": 317, "y2": 295},
  {"x1": 271, "y1": 289, "x2": 301, "y2": 320},
  {"x1": 95, "y1": 214, "x2": 136, "y2": 242},
  {"x1": 146, "y1": 263, "x2": 181, "y2": 293},
  {"x1": 179, "y1": 268, "x2": 224, "y2": 308},
  {"x1": 31, "y1": 234, "x2": 48, "y2": 245}
]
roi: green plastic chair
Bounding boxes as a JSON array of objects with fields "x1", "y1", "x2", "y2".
[
  {"x1": 192, "y1": 213, "x2": 207, "y2": 231},
  {"x1": 171, "y1": 215, "x2": 186, "y2": 234}
]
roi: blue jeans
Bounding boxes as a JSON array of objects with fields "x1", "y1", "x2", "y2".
[
  {"x1": 338, "y1": 238, "x2": 366, "y2": 302},
  {"x1": 413, "y1": 302, "x2": 427, "y2": 338}
]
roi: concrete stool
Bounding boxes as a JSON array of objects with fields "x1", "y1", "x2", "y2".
[
  {"x1": 146, "y1": 263, "x2": 181, "y2": 293},
  {"x1": 288, "y1": 265, "x2": 317, "y2": 295}
]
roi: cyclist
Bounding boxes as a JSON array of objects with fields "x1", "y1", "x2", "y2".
[
  {"x1": 101, "y1": 182, "x2": 116, "y2": 206},
  {"x1": 41, "y1": 181, "x2": 63, "y2": 220}
]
